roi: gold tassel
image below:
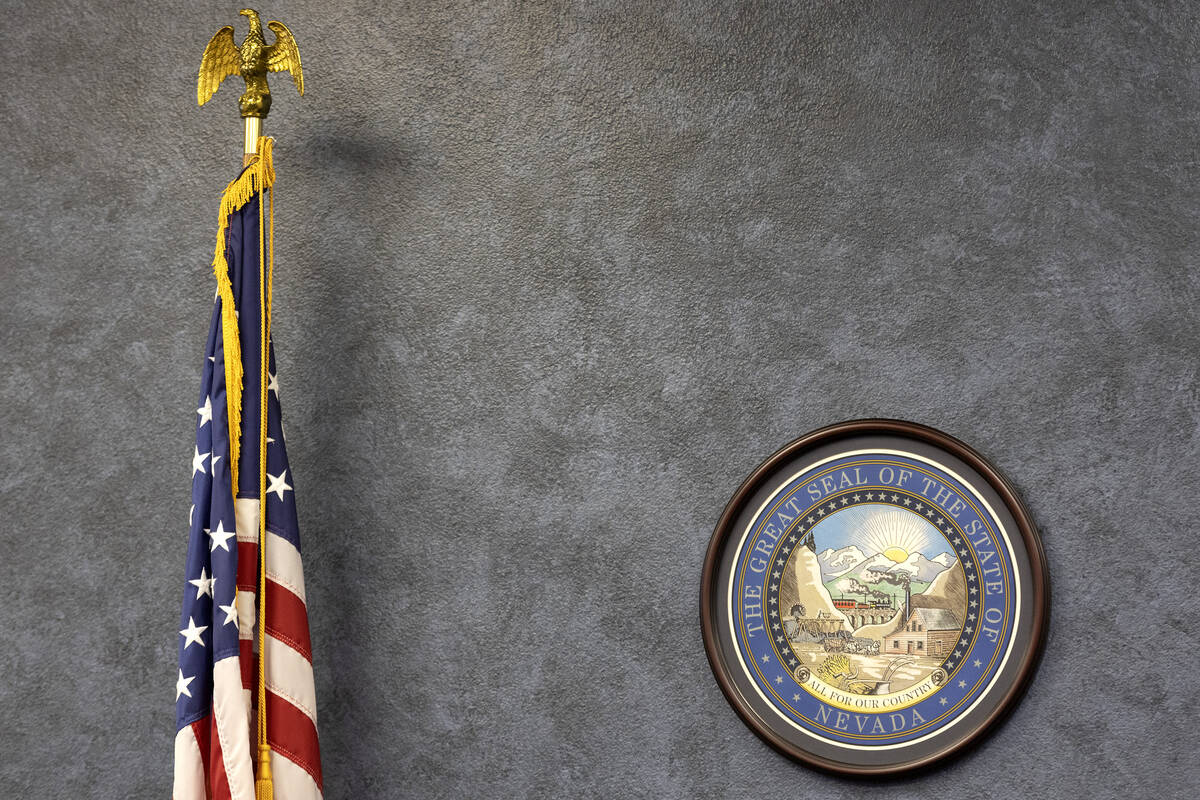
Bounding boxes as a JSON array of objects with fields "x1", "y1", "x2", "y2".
[
  {"x1": 255, "y1": 743, "x2": 274, "y2": 800},
  {"x1": 210, "y1": 136, "x2": 275, "y2": 494}
]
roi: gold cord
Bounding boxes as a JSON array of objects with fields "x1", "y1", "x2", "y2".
[{"x1": 254, "y1": 141, "x2": 275, "y2": 800}]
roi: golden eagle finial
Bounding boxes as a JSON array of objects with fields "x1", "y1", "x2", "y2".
[{"x1": 198, "y1": 9, "x2": 304, "y2": 119}]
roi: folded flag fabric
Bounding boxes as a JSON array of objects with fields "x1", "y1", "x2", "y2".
[{"x1": 174, "y1": 139, "x2": 323, "y2": 800}]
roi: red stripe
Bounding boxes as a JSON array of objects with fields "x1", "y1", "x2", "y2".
[
  {"x1": 239, "y1": 639, "x2": 256, "y2": 690},
  {"x1": 267, "y1": 690, "x2": 324, "y2": 790},
  {"x1": 189, "y1": 718, "x2": 212, "y2": 797},
  {"x1": 207, "y1": 714, "x2": 233, "y2": 800},
  {"x1": 236, "y1": 542, "x2": 258, "y2": 591},
  {"x1": 265, "y1": 579, "x2": 312, "y2": 661}
]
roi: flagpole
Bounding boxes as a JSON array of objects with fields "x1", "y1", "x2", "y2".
[
  {"x1": 196, "y1": 13, "x2": 306, "y2": 800},
  {"x1": 244, "y1": 117, "x2": 263, "y2": 166}
]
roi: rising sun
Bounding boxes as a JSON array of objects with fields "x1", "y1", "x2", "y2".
[{"x1": 858, "y1": 509, "x2": 929, "y2": 564}]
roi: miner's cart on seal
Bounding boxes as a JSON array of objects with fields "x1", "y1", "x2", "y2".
[{"x1": 781, "y1": 615, "x2": 881, "y2": 655}]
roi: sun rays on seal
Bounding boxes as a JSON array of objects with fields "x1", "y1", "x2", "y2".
[{"x1": 858, "y1": 508, "x2": 930, "y2": 562}]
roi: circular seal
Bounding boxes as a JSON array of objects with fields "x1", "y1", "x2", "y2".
[{"x1": 700, "y1": 420, "x2": 1048, "y2": 775}]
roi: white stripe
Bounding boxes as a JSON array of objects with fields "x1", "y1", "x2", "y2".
[
  {"x1": 266, "y1": 530, "x2": 307, "y2": 603},
  {"x1": 172, "y1": 725, "x2": 206, "y2": 800},
  {"x1": 234, "y1": 498, "x2": 260, "y2": 543},
  {"x1": 236, "y1": 589, "x2": 258, "y2": 642},
  {"x1": 267, "y1": 634, "x2": 319, "y2": 725},
  {"x1": 212, "y1": 656, "x2": 256, "y2": 800},
  {"x1": 270, "y1": 748, "x2": 323, "y2": 800}
]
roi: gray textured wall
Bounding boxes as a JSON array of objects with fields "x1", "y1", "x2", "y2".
[{"x1": 1, "y1": 1, "x2": 1196, "y2": 797}]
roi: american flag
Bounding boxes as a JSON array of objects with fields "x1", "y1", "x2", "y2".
[{"x1": 175, "y1": 159, "x2": 323, "y2": 799}]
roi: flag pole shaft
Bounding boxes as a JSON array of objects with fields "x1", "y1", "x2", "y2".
[{"x1": 244, "y1": 118, "x2": 262, "y2": 166}]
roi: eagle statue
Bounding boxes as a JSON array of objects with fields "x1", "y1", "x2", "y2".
[{"x1": 198, "y1": 9, "x2": 303, "y2": 118}]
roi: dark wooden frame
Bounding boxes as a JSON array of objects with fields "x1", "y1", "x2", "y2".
[{"x1": 699, "y1": 418, "x2": 1050, "y2": 776}]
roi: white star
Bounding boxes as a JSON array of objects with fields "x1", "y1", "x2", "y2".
[
  {"x1": 191, "y1": 446, "x2": 210, "y2": 477},
  {"x1": 940, "y1": 697, "x2": 948, "y2": 706},
  {"x1": 903, "y1": 497, "x2": 912, "y2": 505},
  {"x1": 188, "y1": 568, "x2": 215, "y2": 600},
  {"x1": 973, "y1": 659, "x2": 982, "y2": 668},
  {"x1": 268, "y1": 371, "x2": 279, "y2": 397},
  {"x1": 179, "y1": 616, "x2": 208, "y2": 649},
  {"x1": 774, "y1": 676, "x2": 783, "y2": 684},
  {"x1": 197, "y1": 396, "x2": 212, "y2": 427},
  {"x1": 176, "y1": 669, "x2": 195, "y2": 700},
  {"x1": 265, "y1": 470, "x2": 293, "y2": 502},
  {"x1": 958, "y1": 680, "x2": 967, "y2": 688},
  {"x1": 761, "y1": 654, "x2": 770, "y2": 664},
  {"x1": 793, "y1": 693, "x2": 801, "y2": 701},
  {"x1": 208, "y1": 520, "x2": 236, "y2": 552},
  {"x1": 218, "y1": 596, "x2": 239, "y2": 629},
  {"x1": 211, "y1": 453, "x2": 221, "y2": 469},
  {"x1": 853, "y1": 494, "x2": 861, "y2": 502},
  {"x1": 891, "y1": 494, "x2": 899, "y2": 501},
  {"x1": 189, "y1": 504, "x2": 195, "y2": 526}
]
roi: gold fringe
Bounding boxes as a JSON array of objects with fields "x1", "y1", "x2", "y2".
[{"x1": 211, "y1": 136, "x2": 275, "y2": 495}]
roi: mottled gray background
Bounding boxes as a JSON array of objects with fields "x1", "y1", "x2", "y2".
[{"x1": 1, "y1": 1, "x2": 1196, "y2": 797}]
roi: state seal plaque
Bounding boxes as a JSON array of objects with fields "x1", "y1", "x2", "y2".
[{"x1": 700, "y1": 420, "x2": 1048, "y2": 774}]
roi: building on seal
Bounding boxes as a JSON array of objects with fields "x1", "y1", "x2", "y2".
[{"x1": 882, "y1": 607, "x2": 961, "y2": 658}]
